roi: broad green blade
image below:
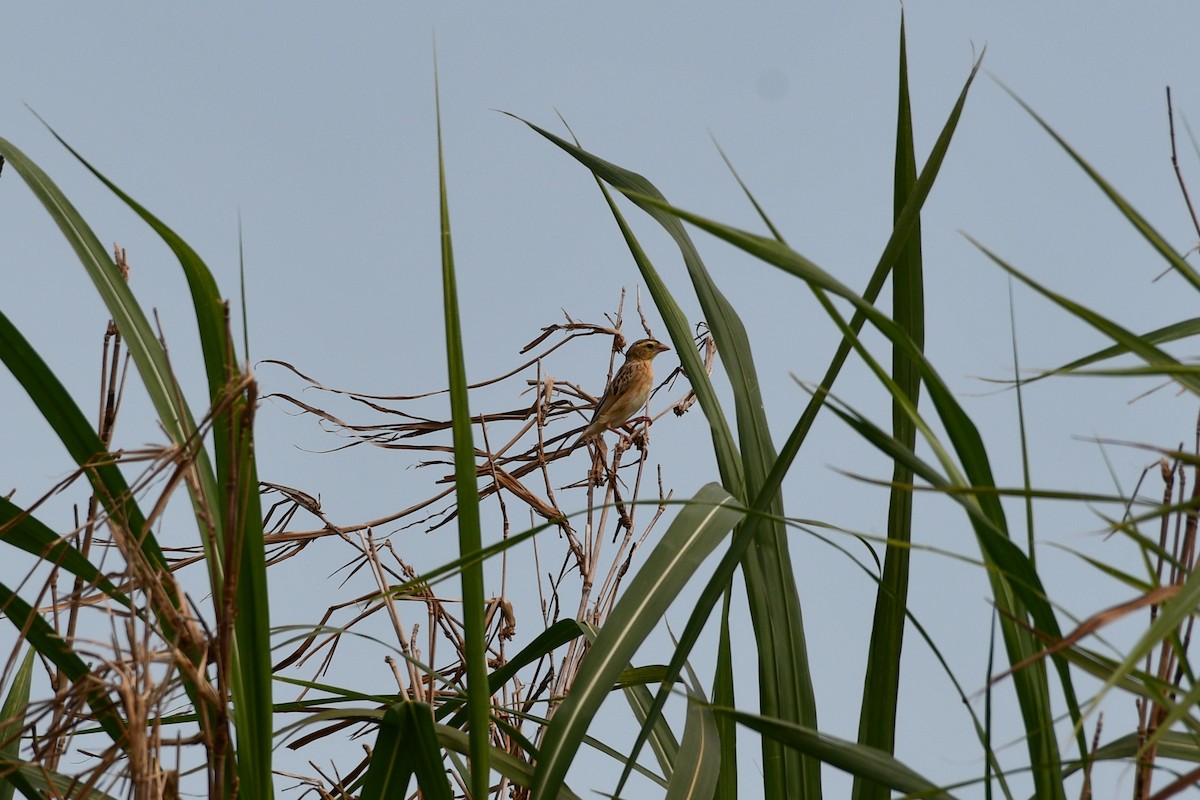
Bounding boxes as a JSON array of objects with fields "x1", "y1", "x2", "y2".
[
  {"x1": 622, "y1": 681, "x2": 680, "y2": 779},
  {"x1": 436, "y1": 726, "x2": 584, "y2": 800},
  {"x1": 854, "y1": 17, "x2": 923, "y2": 800},
  {"x1": 6, "y1": 128, "x2": 274, "y2": 796},
  {"x1": 718, "y1": 708, "x2": 959, "y2": 800},
  {"x1": 999, "y1": 83, "x2": 1200, "y2": 292},
  {"x1": 0, "y1": 584, "x2": 124, "y2": 743},
  {"x1": 0, "y1": 309, "x2": 163, "y2": 590},
  {"x1": 610, "y1": 187, "x2": 1074, "y2": 792},
  {"x1": 0, "y1": 497, "x2": 123, "y2": 602},
  {"x1": 971, "y1": 239, "x2": 1199, "y2": 396},
  {"x1": 0, "y1": 138, "x2": 221, "y2": 570},
  {"x1": 434, "y1": 63, "x2": 489, "y2": 798},
  {"x1": 0, "y1": 758, "x2": 119, "y2": 800},
  {"x1": 820, "y1": 383, "x2": 1072, "y2": 795},
  {"x1": 361, "y1": 702, "x2": 452, "y2": 800},
  {"x1": 40, "y1": 121, "x2": 276, "y2": 798},
  {"x1": 531, "y1": 483, "x2": 744, "y2": 798},
  {"x1": 0, "y1": 649, "x2": 34, "y2": 800},
  {"x1": 712, "y1": 590, "x2": 737, "y2": 799},
  {"x1": 522, "y1": 116, "x2": 818, "y2": 798},
  {"x1": 665, "y1": 684, "x2": 721, "y2": 800},
  {"x1": 534, "y1": 45, "x2": 982, "y2": 798},
  {"x1": 1085, "y1": 730, "x2": 1200, "y2": 765},
  {"x1": 440, "y1": 619, "x2": 585, "y2": 727},
  {"x1": 62, "y1": 164, "x2": 274, "y2": 799}
]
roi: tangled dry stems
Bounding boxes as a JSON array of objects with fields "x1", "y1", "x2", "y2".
[{"x1": 1, "y1": 280, "x2": 714, "y2": 798}]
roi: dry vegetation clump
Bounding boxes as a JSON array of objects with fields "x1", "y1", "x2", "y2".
[
  {"x1": 259, "y1": 292, "x2": 714, "y2": 790},
  {"x1": 1, "y1": 278, "x2": 715, "y2": 797}
]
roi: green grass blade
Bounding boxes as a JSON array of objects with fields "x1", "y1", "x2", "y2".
[
  {"x1": 820, "y1": 386, "x2": 1072, "y2": 796},
  {"x1": 5, "y1": 129, "x2": 275, "y2": 796},
  {"x1": 713, "y1": 590, "x2": 737, "y2": 799},
  {"x1": 718, "y1": 708, "x2": 960, "y2": 800},
  {"x1": 0, "y1": 137, "x2": 221, "y2": 548},
  {"x1": 854, "y1": 18, "x2": 923, "y2": 799},
  {"x1": 521, "y1": 116, "x2": 817, "y2": 798},
  {"x1": 997, "y1": 83, "x2": 1200, "y2": 292},
  {"x1": 37, "y1": 124, "x2": 275, "y2": 793},
  {"x1": 592, "y1": 52, "x2": 981, "y2": 796},
  {"x1": 1083, "y1": 560, "x2": 1200, "y2": 733},
  {"x1": 665, "y1": 685, "x2": 721, "y2": 800},
  {"x1": 0, "y1": 648, "x2": 35, "y2": 800},
  {"x1": 768, "y1": 49, "x2": 981, "y2": 499},
  {"x1": 531, "y1": 483, "x2": 744, "y2": 798},
  {"x1": 0, "y1": 497, "x2": 123, "y2": 602},
  {"x1": 439, "y1": 619, "x2": 585, "y2": 727},
  {"x1": 361, "y1": 702, "x2": 453, "y2": 800},
  {"x1": 602, "y1": 189, "x2": 1073, "y2": 792},
  {"x1": 0, "y1": 309, "x2": 161, "y2": 588},
  {"x1": 970, "y1": 238, "x2": 1199, "y2": 395},
  {"x1": 434, "y1": 65, "x2": 489, "y2": 798},
  {"x1": 0, "y1": 136, "x2": 188, "y2": 430},
  {"x1": 0, "y1": 759, "x2": 119, "y2": 800},
  {"x1": 434, "y1": 726, "x2": 584, "y2": 800},
  {"x1": 1086, "y1": 730, "x2": 1200, "y2": 765},
  {"x1": 622, "y1": 682, "x2": 680, "y2": 779},
  {"x1": 1017, "y1": 317, "x2": 1200, "y2": 385},
  {"x1": 35, "y1": 120, "x2": 233, "y2": 410},
  {"x1": 0, "y1": 584, "x2": 125, "y2": 743}
]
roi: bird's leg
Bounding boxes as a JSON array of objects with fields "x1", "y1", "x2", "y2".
[
  {"x1": 626, "y1": 415, "x2": 656, "y2": 450},
  {"x1": 587, "y1": 437, "x2": 607, "y2": 486}
]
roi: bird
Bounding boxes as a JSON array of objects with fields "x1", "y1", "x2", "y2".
[{"x1": 572, "y1": 337, "x2": 670, "y2": 451}]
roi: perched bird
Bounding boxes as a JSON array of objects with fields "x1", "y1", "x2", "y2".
[{"x1": 573, "y1": 338, "x2": 671, "y2": 450}]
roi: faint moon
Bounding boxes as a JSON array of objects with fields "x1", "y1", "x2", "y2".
[{"x1": 756, "y1": 68, "x2": 789, "y2": 102}]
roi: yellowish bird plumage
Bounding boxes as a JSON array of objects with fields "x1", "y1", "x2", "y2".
[{"x1": 574, "y1": 338, "x2": 670, "y2": 449}]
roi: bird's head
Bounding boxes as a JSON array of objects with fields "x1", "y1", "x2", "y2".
[{"x1": 625, "y1": 338, "x2": 671, "y2": 362}]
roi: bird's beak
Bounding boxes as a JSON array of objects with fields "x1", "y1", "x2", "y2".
[{"x1": 655, "y1": 342, "x2": 671, "y2": 353}]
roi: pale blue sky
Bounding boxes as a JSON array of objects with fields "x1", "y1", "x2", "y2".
[{"x1": 3, "y1": 4, "x2": 1200, "y2": 797}]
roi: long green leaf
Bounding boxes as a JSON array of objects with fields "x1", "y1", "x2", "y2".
[
  {"x1": 665, "y1": 683, "x2": 721, "y2": 800},
  {"x1": 361, "y1": 702, "x2": 452, "y2": 800},
  {"x1": 36, "y1": 122, "x2": 276, "y2": 798},
  {"x1": 1016, "y1": 317, "x2": 1200, "y2": 385},
  {"x1": 440, "y1": 619, "x2": 585, "y2": 728},
  {"x1": 0, "y1": 309, "x2": 162, "y2": 585},
  {"x1": 0, "y1": 584, "x2": 124, "y2": 743},
  {"x1": 0, "y1": 758, "x2": 119, "y2": 800},
  {"x1": 531, "y1": 483, "x2": 744, "y2": 798},
  {"x1": 542, "y1": 47, "x2": 981, "y2": 798},
  {"x1": 717, "y1": 708, "x2": 960, "y2": 800},
  {"x1": 0, "y1": 498, "x2": 123, "y2": 602},
  {"x1": 854, "y1": 17, "x2": 922, "y2": 800},
  {"x1": 970, "y1": 239, "x2": 1199, "y2": 395},
  {"x1": 713, "y1": 591, "x2": 737, "y2": 800},
  {"x1": 0, "y1": 649, "x2": 35, "y2": 800},
  {"x1": 0, "y1": 137, "x2": 223, "y2": 572},
  {"x1": 620, "y1": 194, "x2": 1076, "y2": 794},
  {"x1": 5, "y1": 127, "x2": 274, "y2": 795},
  {"x1": 622, "y1": 681, "x2": 680, "y2": 779},
  {"x1": 434, "y1": 64, "x2": 489, "y2": 798},
  {"x1": 998, "y1": 83, "x2": 1200, "y2": 292},
  {"x1": 435, "y1": 726, "x2": 583, "y2": 800},
  {"x1": 521, "y1": 116, "x2": 818, "y2": 799}
]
